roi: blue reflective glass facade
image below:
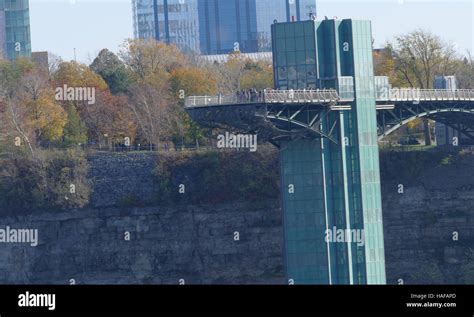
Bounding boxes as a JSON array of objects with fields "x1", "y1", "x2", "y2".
[
  {"x1": 0, "y1": 1, "x2": 5, "y2": 59},
  {"x1": 273, "y1": 19, "x2": 386, "y2": 285},
  {"x1": 132, "y1": 0, "x2": 317, "y2": 55},
  {"x1": 0, "y1": 0, "x2": 31, "y2": 60},
  {"x1": 133, "y1": 0, "x2": 200, "y2": 53}
]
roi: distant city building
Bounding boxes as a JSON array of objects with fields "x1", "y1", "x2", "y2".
[
  {"x1": 203, "y1": 49, "x2": 389, "y2": 66},
  {"x1": 31, "y1": 51, "x2": 49, "y2": 71},
  {"x1": 434, "y1": 75, "x2": 474, "y2": 146},
  {"x1": 0, "y1": 2, "x2": 5, "y2": 59},
  {"x1": 132, "y1": 0, "x2": 317, "y2": 55},
  {"x1": 0, "y1": 0, "x2": 31, "y2": 60},
  {"x1": 434, "y1": 75, "x2": 456, "y2": 146}
]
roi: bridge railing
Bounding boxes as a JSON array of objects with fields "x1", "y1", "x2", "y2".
[
  {"x1": 185, "y1": 95, "x2": 239, "y2": 107},
  {"x1": 185, "y1": 89, "x2": 342, "y2": 107},
  {"x1": 185, "y1": 89, "x2": 474, "y2": 107},
  {"x1": 264, "y1": 89, "x2": 342, "y2": 103},
  {"x1": 384, "y1": 89, "x2": 474, "y2": 101}
]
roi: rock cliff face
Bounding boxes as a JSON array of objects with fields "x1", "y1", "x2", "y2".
[
  {"x1": 0, "y1": 149, "x2": 472, "y2": 284},
  {"x1": 0, "y1": 202, "x2": 284, "y2": 284},
  {"x1": 380, "y1": 150, "x2": 474, "y2": 284}
]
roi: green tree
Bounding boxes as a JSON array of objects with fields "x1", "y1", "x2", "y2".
[
  {"x1": 90, "y1": 49, "x2": 132, "y2": 94},
  {"x1": 0, "y1": 58, "x2": 35, "y2": 93},
  {"x1": 455, "y1": 53, "x2": 474, "y2": 89},
  {"x1": 63, "y1": 104, "x2": 88, "y2": 146}
]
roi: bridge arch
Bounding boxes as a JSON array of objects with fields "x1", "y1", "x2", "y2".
[{"x1": 377, "y1": 108, "x2": 474, "y2": 141}]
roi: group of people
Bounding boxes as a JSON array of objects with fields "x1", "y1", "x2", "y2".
[{"x1": 236, "y1": 89, "x2": 265, "y2": 103}]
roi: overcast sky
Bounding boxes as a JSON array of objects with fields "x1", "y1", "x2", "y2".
[{"x1": 30, "y1": 0, "x2": 474, "y2": 63}]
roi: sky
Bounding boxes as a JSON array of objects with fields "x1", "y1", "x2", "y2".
[{"x1": 29, "y1": 0, "x2": 474, "y2": 63}]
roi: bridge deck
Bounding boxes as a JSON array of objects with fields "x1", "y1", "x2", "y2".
[{"x1": 185, "y1": 89, "x2": 474, "y2": 108}]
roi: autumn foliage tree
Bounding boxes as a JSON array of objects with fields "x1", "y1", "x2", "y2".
[
  {"x1": 17, "y1": 70, "x2": 67, "y2": 143},
  {"x1": 0, "y1": 59, "x2": 67, "y2": 158},
  {"x1": 82, "y1": 91, "x2": 136, "y2": 146},
  {"x1": 240, "y1": 60, "x2": 274, "y2": 90},
  {"x1": 376, "y1": 30, "x2": 461, "y2": 145},
  {"x1": 52, "y1": 61, "x2": 135, "y2": 146},
  {"x1": 120, "y1": 39, "x2": 186, "y2": 84},
  {"x1": 208, "y1": 52, "x2": 247, "y2": 93},
  {"x1": 120, "y1": 39, "x2": 189, "y2": 146},
  {"x1": 170, "y1": 67, "x2": 217, "y2": 100}
]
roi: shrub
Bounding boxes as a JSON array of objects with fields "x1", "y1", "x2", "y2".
[
  {"x1": 0, "y1": 149, "x2": 91, "y2": 214},
  {"x1": 153, "y1": 147, "x2": 280, "y2": 206}
]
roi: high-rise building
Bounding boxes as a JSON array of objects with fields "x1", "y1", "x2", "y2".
[
  {"x1": 0, "y1": 1, "x2": 5, "y2": 59},
  {"x1": 0, "y1": 0, "x2": 31, "y2": 60},
  {"x1": 132, "y1": 0, "x2": 317, "y2": 55},
  {"x1": 272, "y1": 19, "x2": 386, "y2": 284},
  {"x1": 31, "y1": 51, "x2": 49, "y2": 71},
  {"x1": 434, "y1": 76, "x2": 474, "y2": 146}
]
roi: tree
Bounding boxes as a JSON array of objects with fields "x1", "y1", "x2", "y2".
[
  {"x1": 0, "y1": 64, "x2": 66, "y2": 157},
  {"x1": 0, "y1": 58, "x2": 35, "y2": 94},
  {"x1": 204, "y1": 52, "x2": 273, "y2": 93},
  {"x1": 168, "y1": 67, "x2": 217, "y2": 147},
  {"x1": 392, "y1": 30, "x2": 458, "y2": 89},
  {"x1": 17, "y1": 70, "x2": 67, "y2": 143},
  {"x1": 127, "y1": 81, "x2": 179, "y2": 146},
  {"x1": 90, "y1": 49, "x2": 131, "y2": 94},
  {"x1": 390, "y1": 30, "x2": 459, "y2": 145},
  {"x1": 170, "y1": 67, "x2": 217, "y2": 101},
  {"x1": 81, "y1": 91, "x2": 136, "y2": 147},
  {"x1": 240, "y1": 60, "x2": 274, "y2": 90},
  {"x1": 53, "y1": 61, "x2": 109, "y2": 90},
  {"x1": 63, "y1": 103, "x2": 88, "y2": 146},
  {"x1": 120, "y1": 39, "x2": 185, "y2": 85},
  {"x1": 0, "y1": 97, "x2": 8, "y2": 153},
  {"x1": 3, "y1": 96, "x2": 37, "y2": 158},
  {"x1": 120, "y1": 39, "x2": 188, "y2": 147},
  {"x1": 52, "y1": 61, "x2": 112, "y2": 144},
  {"x1": 47, "y1": 52, "x2": 62, "y2": 75},
  {"x1": 208, "y1": 52, "x2": 247, "y2": 93},
  {"x1": 374, "y1": 45, "x2": 405, "y2": 87},
  {"x1": 455, "y1": 52, "x2": 474, "y2": 89}
]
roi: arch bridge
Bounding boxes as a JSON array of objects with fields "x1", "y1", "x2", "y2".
[{"x1": 185, "y1": 89, "x2": 474, "y2": 144}]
